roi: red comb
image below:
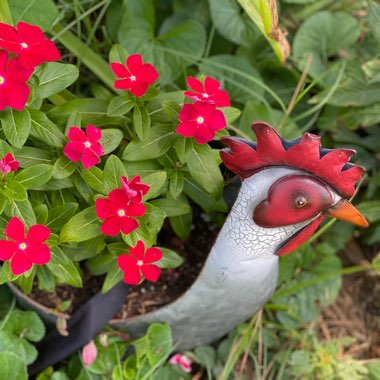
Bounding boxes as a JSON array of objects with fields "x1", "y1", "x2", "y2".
[{"x1": 220, "y1": 122, "x2": 365, "y2": 198}]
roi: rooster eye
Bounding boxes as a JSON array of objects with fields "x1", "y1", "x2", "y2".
[{"x1": 295, "y1": 196, "x2": 308, "y2": 208}]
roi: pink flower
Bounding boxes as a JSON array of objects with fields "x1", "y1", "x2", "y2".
[
  {"x1": 0, "y1": 21, "x2": 61, "y2": 68},
  {"x1": 117, "y1": 240, "x2": 162, "y2": 285},
  {"x1": 0, "y1": 153, "x2": 19, "y2": 174},
  {"x1": 95, "y1": 189, "x2": 146, "y2": 236},
  {"x1": 184, "y1": 76, "x2": 230, "y2": 107},
  {"x1": 176, "y1": 101, "x2": 226, "y2": 144},
  {"x1": 0, "y1": 217, "x2": 51, "y2": 275},
  {"x1": 110, "y1": 54, "x2": 159, "y2": 97},
  {"x1": 0, "y1": 50, "x2": 33, "y2": 111},
  {"x1": 169, "y1": 353, "x2": 192, "y2": 373},
  {"x1": 120, "y1": 176, "x2": 150, "y2": 203},
  {"x1": 63, "y1": 125, "x2": 105, "y2": 169},
  {"x1": 82, "y1": 340, "x2": 97, "y2": 367}
]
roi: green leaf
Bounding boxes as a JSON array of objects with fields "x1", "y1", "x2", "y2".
[
  {"x1": 9, "y1": 0, "x2": 58, "y2": 30},
  {"x1": 5, "y1": 199, "x2": 36, "y2": 227},
  {"x1": 223, "y1": 107, "x2": 241, "y2": 124},
  {"x1": 0, "y1": 262, "x2": 18, "y2": 285},
  {"x1": 162, "y1": 100, "x2": 180, "y2": 121},
  {"x1": 14, "y1": 164, "x2": 54, "y2": 189},
  {"x1": 29, "y1": 109, "x2": 65, "y2": 148},
  {"x1": 35, "y1": 63, "x2": 79, "y2": 98},
  {"x1": 174, "y1": 136, "x2": 193, "y2": 163},
  {"x1": 169, "y1": 171, "x2": 184, "y2": 199},
  {"x1": 0, "y1": 108, "x2": 31, "y2": 149},
  {"x1": 107, "y1": 96, "x2": 134, "y2": 117},
  {"x1": 141, "y1": 171, "x2": 167, "y2": 200},
  {"x1": 293, "y1": 11, "x2": 360, "y2": 79},
  {"x1": 2, "y1": 181, "x2": 27, "y2": 201},
  {"x1": 369, "y1": 0, "x2": 380, "y2": 45},
  {"x1": 52, "y1": 156, "x2": 77, "y2": 179},
  {"x1": 101, "y1": 262, "x2": 123, "y2": 293},
  {"x1": 103, "y1": 155, "x2": 126, "y2": 192},
  {"x1": 0, "y1": 352, "x2": 27, "y2": 380},
  {"x1": 13, "y1": 146, "x2": 54, "y2": 168},
  {"x1": 34, "y1": 204, "x2": 48, "y2": 225},
  {"x1": 209, "y1": 0, "x2": 246, "y2": 44},
  {"x1": 150, "y1": 198, "x2": 190, "y2": 217},
  {"x1": 47, "y1": 247, "x2": 82, "y2": 287},
  {"x1": 187, "y1": 144, "x2": 223, "y2": 197},
  {"x1": 357, "y1": 201, "x2": 380, "y2": 223},
  {"x1": 80, "y1": 166, "x2": 106, "y2": 194},
  {"x1": 145, "y1": 324, "x2": 172, "y2": 366},
  {"x1": 60, "y1": 206, "x2": 101, "y2": 243},
  {"x1": 46, "y1": 202, "x2": 78, "y2": 232},
  {"x1": 109, "y1": 44, "x2": 129, "y2": 64},
  {"x1": 200, "y1": 55, "x2": 264, "y2": 103},
  {"x1": 156, "y1": 248, "x2": 183, "y2": 269},
  {"x1": 123, "y1": 124, "x2": 177, "y2": 161},
  {"x1": 133, "y1": 105, "x2": 151, "y2": 141}
]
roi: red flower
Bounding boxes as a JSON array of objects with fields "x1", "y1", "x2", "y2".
[
  {"x1": 176, "y1": 101, "x2": 226, "y2": 144},
  {"x1": 0, "y1": 217, "x2": 51, "y2": 275},
  {"x1": 169, "y1": 354, "x2": 192, "y2": 373},
  {"x1": 184, "y1": 76, "x2": 230, "y2": 107},
  {"x1": 95, "y1": 189, "x2": 146, "y2": 236},
  {"x1": 0, "y1": 50, "x2": 33, "y2": 111},
  {"x1": 110, "y1": 54, "x2": 159, "y2": 97},
  {"x1": 0, "y1": 21, "x2": 61, "y2": 68},
  {"x1": 117, "y1": 240, "x2": 162, "y2": 284},
  {"x1": 63, "y1": 125, "x2": 105, "y2": 169},
  {"x1": 120, "y1": 176, "x2": 150, "y2": 203},
  {"x1": 0, "y1": 153, "x2": 19, "y2": 174}
]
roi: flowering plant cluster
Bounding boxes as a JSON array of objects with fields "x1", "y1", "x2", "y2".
[{"x1": 0, "y1": 17, "x2": 238, "y2": 292}]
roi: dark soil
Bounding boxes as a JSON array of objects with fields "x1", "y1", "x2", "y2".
[{"x1": 29, "y1": 210, "x2": 220, "y2": 317}]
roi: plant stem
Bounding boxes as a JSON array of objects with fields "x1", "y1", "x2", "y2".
[
  {"x1": 52, "y1": 24, "x2": 115, "y2": 91},
  {"x1": 0, "y1": 0, "x2": 13, "y2": 25},
  {"x1": 227, "y1": 124, "x2": 253, "y2": 140}
]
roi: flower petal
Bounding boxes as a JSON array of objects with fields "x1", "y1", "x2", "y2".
[
  {"x1": 114, "y1": 78, "x2": 132, "y2": 90},
  {"x1": 86, "y1": 125, "x2": 102, "y2": 142},
  {"x1": 7, "y1": 58, "x2": 33, "y2": 83},
  {"x1": 194, "y1": 126, "x2": 215, "y2": 144},
  {"x1": 25, "y1": 243, "x2": 50, "y2": 265},
  {"x1": 127, "y1": 54, "x2": 142, "y2": 73},
  {"x1": 0, "y1": 240, "x2": 16, "y2": 260},
  {"x1": 108, "y1": 189, "x2": 130, "y2": 206},
  {"x1": 5, "y1": 217, "x2": 25, "y2": 241},
  {"x1": 64, "y1": 141, "x2": 83, "y2": 162},
  {"x1": 204, "y1": 76, "x2": 221, "y2": 94},
  {"x1": 3, "y1": 83, "x2": 30, "y2": 110},
  {"x1": 187, "y1": 77, "x2": 204, "y2": 92},
  {"x1": 120, "y1": 217, "x2": 139, "y2": 235},
  {"x1": 100, "y1": 215, "x2": 121, "y2": 236},
  {"x1": 82, "y1": 148, "x2": 100, "y2": 169},
  {"x1": 95, "y1": 198, "x2": 117, "y2": 219},
  {"x1": 141, "y1": 264, "x2": 161, "y2": 282},
  {"x1": 130, "y1": 82, "x2": 148, "y2": 97},
  {"x1": 144, "y1": 247, "x2": 163, "y2": 263},
  {"x1": 125, "y1": 203, "x2": 146, "y2": 217},
  {"x1": 139, "y1": 63, "x2": 158, "y2": 83},
  {"x1": 82, "y1": 340, "x2": 98, "y2": 367},
  {"x1": 10, "y1": 250, "x2": 32, "y2": 275},
  {"x1": 213, "y1": 90, "x2": 230, "y2": 107},
  {"x1": 27, "y1": 225, "x2": 50, "y2": 243},
  {"x1": 117, "y1": 254, "x2": 137, "y2": 271},
  {"x1": 0, "y1": 24, "x2": 21, "y2": 53},
  {"x1": 16, "y1": 22, "x2": 44, "y2": 43},
  {"x1": 129, "y1": 240, "x2": 145, "y2": 259},
  {"x1": 68, "y1": 127, "x2": 87, "y2": 142},
  {"x1": 176, "y1": 122, "x2": 196, "y2": 138},
  {"x1": 123, "y1": 266, "x2": 141, "y2": 285},
  {"x1": 110, "y1": 62, "x2": 129, "y2": 78}
]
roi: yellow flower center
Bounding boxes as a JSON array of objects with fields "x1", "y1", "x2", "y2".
[
  {"x1": 0, "y1": 75, "x2": 5, "y2": 85},
  {"x1": 202, "y1": 93, "x2": 209, "y2": 98},
  {"x1": 20, "y1": 42, "x2": 28, "y2": 48},
  {"x1": 117, "y1": 209, "x2": 125, "y2": 217},
  {"x1": 196, "y1": 116, "x2": 204, "y2": 124},
  {"x1": 19, "y1": 242, "x2": 27, "y2": 250},
  {"x1": 84, "y1": 141, "x2": 91, "y2": 148},
  {"x1": 130, "y1": 75, "x2": 136, "y2": 82},
  {"x1": 137, "y1": 260, "x2": 143, "y2": 266}
]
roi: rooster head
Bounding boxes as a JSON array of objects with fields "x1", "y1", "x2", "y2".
[{"x1": 220, "y1": 122, "x2": 368, "y2": 256}]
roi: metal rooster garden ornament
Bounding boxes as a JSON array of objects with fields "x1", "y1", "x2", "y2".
[{"x1": 114, "y1": 122, "x2": 368, "y2": 349}]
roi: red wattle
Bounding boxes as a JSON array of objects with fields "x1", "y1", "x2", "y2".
[{"x1": 276, "y1": 216, "x2": 324, "y2": 256}]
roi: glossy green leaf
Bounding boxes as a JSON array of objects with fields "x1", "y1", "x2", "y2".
[
  {"x1": 150, "y1": 198, "x2": 190, "y2": 217},
  {"x1": 107, "y1": 96, "x2": 134, "y2": 117},
  {"x1": 102, "y1": 262, "x2": 123, "y2": 293},
  {"x1": 46, "y1": 202, "x2": 78, "y2": 232},
  {"x1": 0, "y1": 108, "x2": 31, "y2": 149},
  {"x1": 14, "y1": 164, "x2": 54, "y2": 189},
  {"x1": 52, "y1": 156, "x2": 77, "y2": 179},
  {"x1": 141, "y1": 171, "x2": 167, "y2": 200},
  {"x1": 60, "y1": 206, "x2": 101, "y2": 243},
  {"x1": 0, "y1": 352, "x2": 27, "y2": 380},
  {"x1": 133, "y1": 105, "x2": 150, "y2": 141},
  {"x1": 80, "y1": 166, "x2": 106, "y2": 194},
  {"x1": 103, "y1": 155, "x2": 127, "y2": 192},
  {"x1": 3, "y1": 181, "x2": 27, "y2": 201},
  {"x1": 156, "y1": 248, "x2": 183, "y2": 269}
]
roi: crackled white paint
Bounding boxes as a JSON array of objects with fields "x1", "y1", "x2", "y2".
[{"x1": 115, "y1": 167, "x2": 332, "y2": 349}]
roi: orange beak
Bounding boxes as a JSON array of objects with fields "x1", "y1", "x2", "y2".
[{"x1": 324, "y1": 199, "x2": 369, "y2": 227}]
